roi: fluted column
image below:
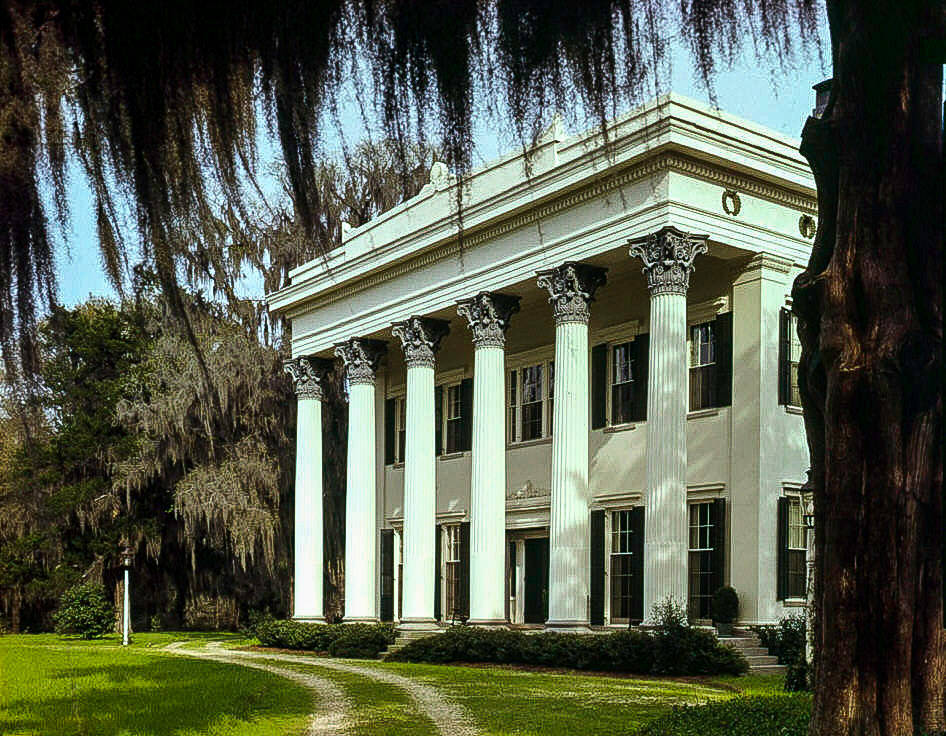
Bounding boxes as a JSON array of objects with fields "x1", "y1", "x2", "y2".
[
  {"x1": 391, "y1": 316, "x2": 450, "y2": 629},
  {"x1": 537, "y1": 262, "x2": 607, "y2": 629},
  {"x1": 336, "y1": 338, "x2": 387, "y2": 622},
  {"x1": 284, "y1": 356, "x2": 333, "y2": 622},
  {"x1": 457, "y1": 292, "x2": 521, "y2": 626},
  {"x1": 629, "y1": 226, "x2": 708, "y2": 621}
]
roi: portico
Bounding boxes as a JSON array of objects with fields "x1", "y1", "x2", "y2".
[{"x1": 270, "y1": 93, "x2": 816, "y2": 628}]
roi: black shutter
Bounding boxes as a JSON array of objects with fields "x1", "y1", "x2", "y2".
[
  {"x1": 591, "y1": 343, "x2": 608, "y2": 429},
  {"x1": 459, "y1": 378, "x2": 474, "y2": 452},
  {"x1": 776, "y1": 497, "x2": 789, "y2": 600},
  {"x1": 459, "y1": 522, "x2": 471, "y2": 621},
  {"x1": 384, "y1": 398, "x2": 396, "y2": 465},
  {"x1": 434, "y1": 524, "x2": 442, "y2": 621},
  {"x1": 778, "y1": 309, "x2": 791, "y2": 405},
  {"x1": 435, "y1": 384, "x2": 444, "y2": 456},
  {"x1": 710, "y1": 498, "x2": 726, "y2": 594},
  {"x1": 590, "y1": 510, "x2": 606, "y2": 625},
  {"x1": 631, "y1": 334, "x2": 649, "y2": 422},
  {"x1": 630, "y1": 507, "x2": 645, "y2": 622},
  {"x1": 715, "y1": 312, "x2": 733, "y2": 408},
  {"x1": 380, "y1": 530, "x2": 394, "y2": 622}
]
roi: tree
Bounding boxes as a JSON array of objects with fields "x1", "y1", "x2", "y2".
[{"x1": 0, "y1": 2, "x2": 941, "y2": 733}]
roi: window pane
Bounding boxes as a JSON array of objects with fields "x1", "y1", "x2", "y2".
[
  {"x1": 521, "y1": 401, "x2": 543, "y2": 441},
  {"x1": 610, "y1": 510, "x2": 638, "y2": 622}
]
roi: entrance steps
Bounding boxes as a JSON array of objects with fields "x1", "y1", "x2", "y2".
[
  {"x1": 385, "y1": 627, "x2": 443, "y2": 657},
  {"x1": 719, "y1": 630, "x2": 785, "y2": 674}
]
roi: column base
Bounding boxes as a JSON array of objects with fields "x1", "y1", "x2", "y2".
[
  {"x1": 397, "y1": 618, "x2": 442, "y2": 631},
  {"x1": 292, "y1": 616, "x2": 327, "y2": 624},
  {"x1": 544, "y1": 620, "x2": 593, "y2": 633},
  {"x1": 466, "y1": 618, "x2": 509, "y2": 628},
  {"x1": 342, "y1": 616, "x2": 380, "y2": 624}
]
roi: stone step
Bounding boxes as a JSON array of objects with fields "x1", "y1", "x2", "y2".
[
  {"x1": 744, "y1": 654, "x2": 780, "y2": 667},
  {"x1": 751, "y1": 664, "x2": 788, "y2": 674},
  {"x1": 719, "y1": 637, "x2": 762, "y2": 648}
]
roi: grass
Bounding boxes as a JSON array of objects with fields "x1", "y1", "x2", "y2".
[{"x1": 0, "y1": 633, "x2": 311, "y2": 736}]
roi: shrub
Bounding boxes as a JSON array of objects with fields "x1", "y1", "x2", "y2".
[
  {"x1": 149, "y1": 613, "x2": 164, "y2": 631},
  {"x1": 752, "y1": 614, "x2": 806, "y2": 665},
  {"x1": 634, "y1": 694, "x2": 812, "y2": 736},
  {"x1": 53, "y1": 582, "x2": 114, "y2": 639},
  {"x1": 253, "y1": 619, "x2": 396, "y2": 658},
  {"x1": 711, "y1": 586, "x2": 739, "y2": 624},
  {"x1": 785, "y1": 658, "x2": 812, "y2": 692},
  {"x1": 389, "y1": 622, "x2": 745, "y2": 677}
]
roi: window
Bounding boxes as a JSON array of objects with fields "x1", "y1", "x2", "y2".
[
  {"x1": 395, "y1": 397, "x2": 406, "y2": 463},
  {"x1": 779, "y1": 309, "x2": 803, "y2": 407},
  {"x1": 688, "y1": 502, "x2": 715, "y2": 620},
  {"x1": 787, "y1": 497, "x2": 807, "y2": 599},
  {"x1": 689, "y1": 322, "x2": 717, "y2": 410},
  {"x1": 444, "y1": 384, "x2": 463, "y2": 453},
  {"x1": 611, "y1": 341, "x2": 635, "y2": 425},
  {"x1": 507, "y1": 360, "x2": 554, "y2": 443},
  {"x1": 609, "y1": 510, "x2": 639, "y2": 623},
  {"x1": 443, "y1": 525, "x2": 462, "y2": 623}
]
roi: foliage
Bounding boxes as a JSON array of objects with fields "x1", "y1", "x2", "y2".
[
  {"x1": 784, "y1": 657, "x2": 812, "y2": 692},
  {"x1": 633, "y1": 694, "x2": 812, "y2": 736},
  {"x1": 253, "y1": 619, "x2": 396, "y2": 658},
  {"x1": 710, "y1": 586, "x2": 739, "y2": 624},
  {"x1": 751, "y1": 614, "x2": 806, "y2": 666},
  {"x1": 0, "y1": 1, "x2": 821, "y2": 377},
  {"x1": 650, "y1": 598, "x2": 747, "y2": 676},
  {"x1": 388, "y1": 624, "x2": 746, "y2": 676},
  {"x1": 52, "y1": 582, "x2": 114, "y2": 639}
]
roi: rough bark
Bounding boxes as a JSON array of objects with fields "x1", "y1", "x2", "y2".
[{"x1": 793, "y1": 2, "x2": 944, "y2": 734}]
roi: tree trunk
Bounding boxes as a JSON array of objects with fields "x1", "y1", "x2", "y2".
[{"x1": 794, "y1": 2, "x2": 944, "y2": 734}]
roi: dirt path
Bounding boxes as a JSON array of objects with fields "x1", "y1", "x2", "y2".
[
  {"x1": 164, "y1": 642, "x2": 352, "y2": 736},
  {"x1": 166, "y1": 642, "x2": 479, "y2": 736}
]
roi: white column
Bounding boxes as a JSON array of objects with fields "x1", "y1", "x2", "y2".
[
  {"x1": 537, "y1": 262, "x2": 607, "y2": 629},
  {"x1": 392, "y1": 316, "x2": 450, "y2": 629},
  {"x1": 336, "y1": 338, "x2": 387, "y2": 622},
  {"x1": 284, "y1": 357, "x2": 331, "y2": 622},
  {"x1": 457, "y1": 292, "x2": 521, "y2": 625},
  {"x1": 629, "y1": 227, "x2": 708, "y2": 621}
]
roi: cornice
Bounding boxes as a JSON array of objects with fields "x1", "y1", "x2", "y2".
[{"x1": 283, "y1": 152, "x2": 816, "y2": 318}]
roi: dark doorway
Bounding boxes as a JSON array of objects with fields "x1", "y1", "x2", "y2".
[{"x1": 523, "y1": 537, "x2": 550, "y2": 624}]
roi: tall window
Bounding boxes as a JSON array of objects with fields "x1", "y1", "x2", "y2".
[
  {"x1": 687, "y1": 502, "x2": 715, "y2": 619},
  {"x1": 689, "y1": 322, "x2": 717, "y2": 410},
  {"x1": 611, "y1": 341, "x2": 634, "y2": 425},
  {"x1": 788, "y1": 314, "x2": 802, "y2": 407},
  {"x1": 507, "y1": 361, "x2": 554, "y2": 443},
  {"x1": 395, "y1": 397, "x2": 407, "y2": 463},
  {"x1": 610, "y1": 510, "x2": 638, "y2": 623},
  {"x1": 444, "y1": 383, "x2": 463, "y2": 453},
  {"x1": 443, "y1": 525, "x2": 462, "y2": 622},
  {"x1": 787, "y1": 497, "x2": 807, "y2": 598}
]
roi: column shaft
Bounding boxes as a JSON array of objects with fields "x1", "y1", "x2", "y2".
[
  {"x1": 469, "y1": 345, "x2": 507, "y2": 624},
  {"x1": 643, "y1": 291, "x2": 689, "y2": 616},
  {"x1": 294, "y1": 394, "x2": 324, "y2": 621},
  {"x1": 548, "y1": 319, "x2": 591, "y2": 626},
  {"x1": 401, "y1": 364, "x2": 437, "y2": 625},
  {"x1": 344, "y1": 381, "x2": 378, "y2": 621}
]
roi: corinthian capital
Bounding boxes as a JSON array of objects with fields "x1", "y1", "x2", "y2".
[
  {"x1": 536, "y1": 262, "x2": 608, "y2": 325},
  {"x1": 284, "y1": 356, "x2": 333, "y2": 400},
  {"x1": 391, "y1": 316, "x2": 450, "y2": 369},
  {"x1": 628, "y1": 226, "x2": 708, "y2": 296},
  {"x1": 456, "y1": 292, "x2": 521, "y2": 348},
  {"x1": 335, "y1": 338, "x2": 387, "y2": 385}
]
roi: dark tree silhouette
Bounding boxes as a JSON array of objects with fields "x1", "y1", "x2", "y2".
[{"x1": 0, "y1": 2, "x2": 942, "y2": 733}]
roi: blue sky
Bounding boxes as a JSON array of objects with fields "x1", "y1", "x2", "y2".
[{"x1": 54, "y1": 39, "x2": 829, "y2": 307}]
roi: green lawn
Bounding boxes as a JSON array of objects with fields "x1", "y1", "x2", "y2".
[{"x1": 0, "y1": 634, "x2": 311, "y2": 736}]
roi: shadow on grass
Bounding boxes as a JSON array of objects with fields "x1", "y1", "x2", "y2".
[{"x1": 2, "y1": 655, "x2": 311, "y2": 736}]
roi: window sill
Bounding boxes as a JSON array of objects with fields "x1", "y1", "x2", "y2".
[
  {"x1": 784, "y1": 405, "x2": 804, "y2": 416},
  {"x1": 783, "y1": 598, "x2": 807, "y2": 607},
  {"x1": 506, "y1": 436, "x2": 553, "y2": 450},
  {"x1": 687, "y1": 408, "x2": 720, "y2": 420},
  {"x1": 438, "y1": 451, "x2": 468, "y2": 461},
  {"x1": 603, "y1": 422, "x2": 637, "y2": 434}
]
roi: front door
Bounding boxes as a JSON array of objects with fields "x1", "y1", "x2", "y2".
[{"x1": 523, "y1": 537, "x2": 550, "y2": 624}]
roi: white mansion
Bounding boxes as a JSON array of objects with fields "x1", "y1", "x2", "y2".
[{"x1": 270, "y1": 93, "x2": 814, "y2": 630}]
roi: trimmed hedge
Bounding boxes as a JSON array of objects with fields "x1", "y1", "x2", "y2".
[
  {"x1": 634, "y1": 694, "x2": 812, "y2": 736},
  {"x1": 387, "y1": 625, "x2": 747, "y2": 676},
  {"x1": 254, "y1": 619, "x2": 396, "y2": 658},
  {"x1": 751, "y1": 614, "x2": 806, "y2": 666}
]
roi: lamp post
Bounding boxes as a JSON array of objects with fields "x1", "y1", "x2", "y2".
[
  {"x1": 800, "y1": 470, "x2": 815, "y2": 666},
  {"x1": 121, "y1": 545, "x2": 133, "y2": 646}
]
